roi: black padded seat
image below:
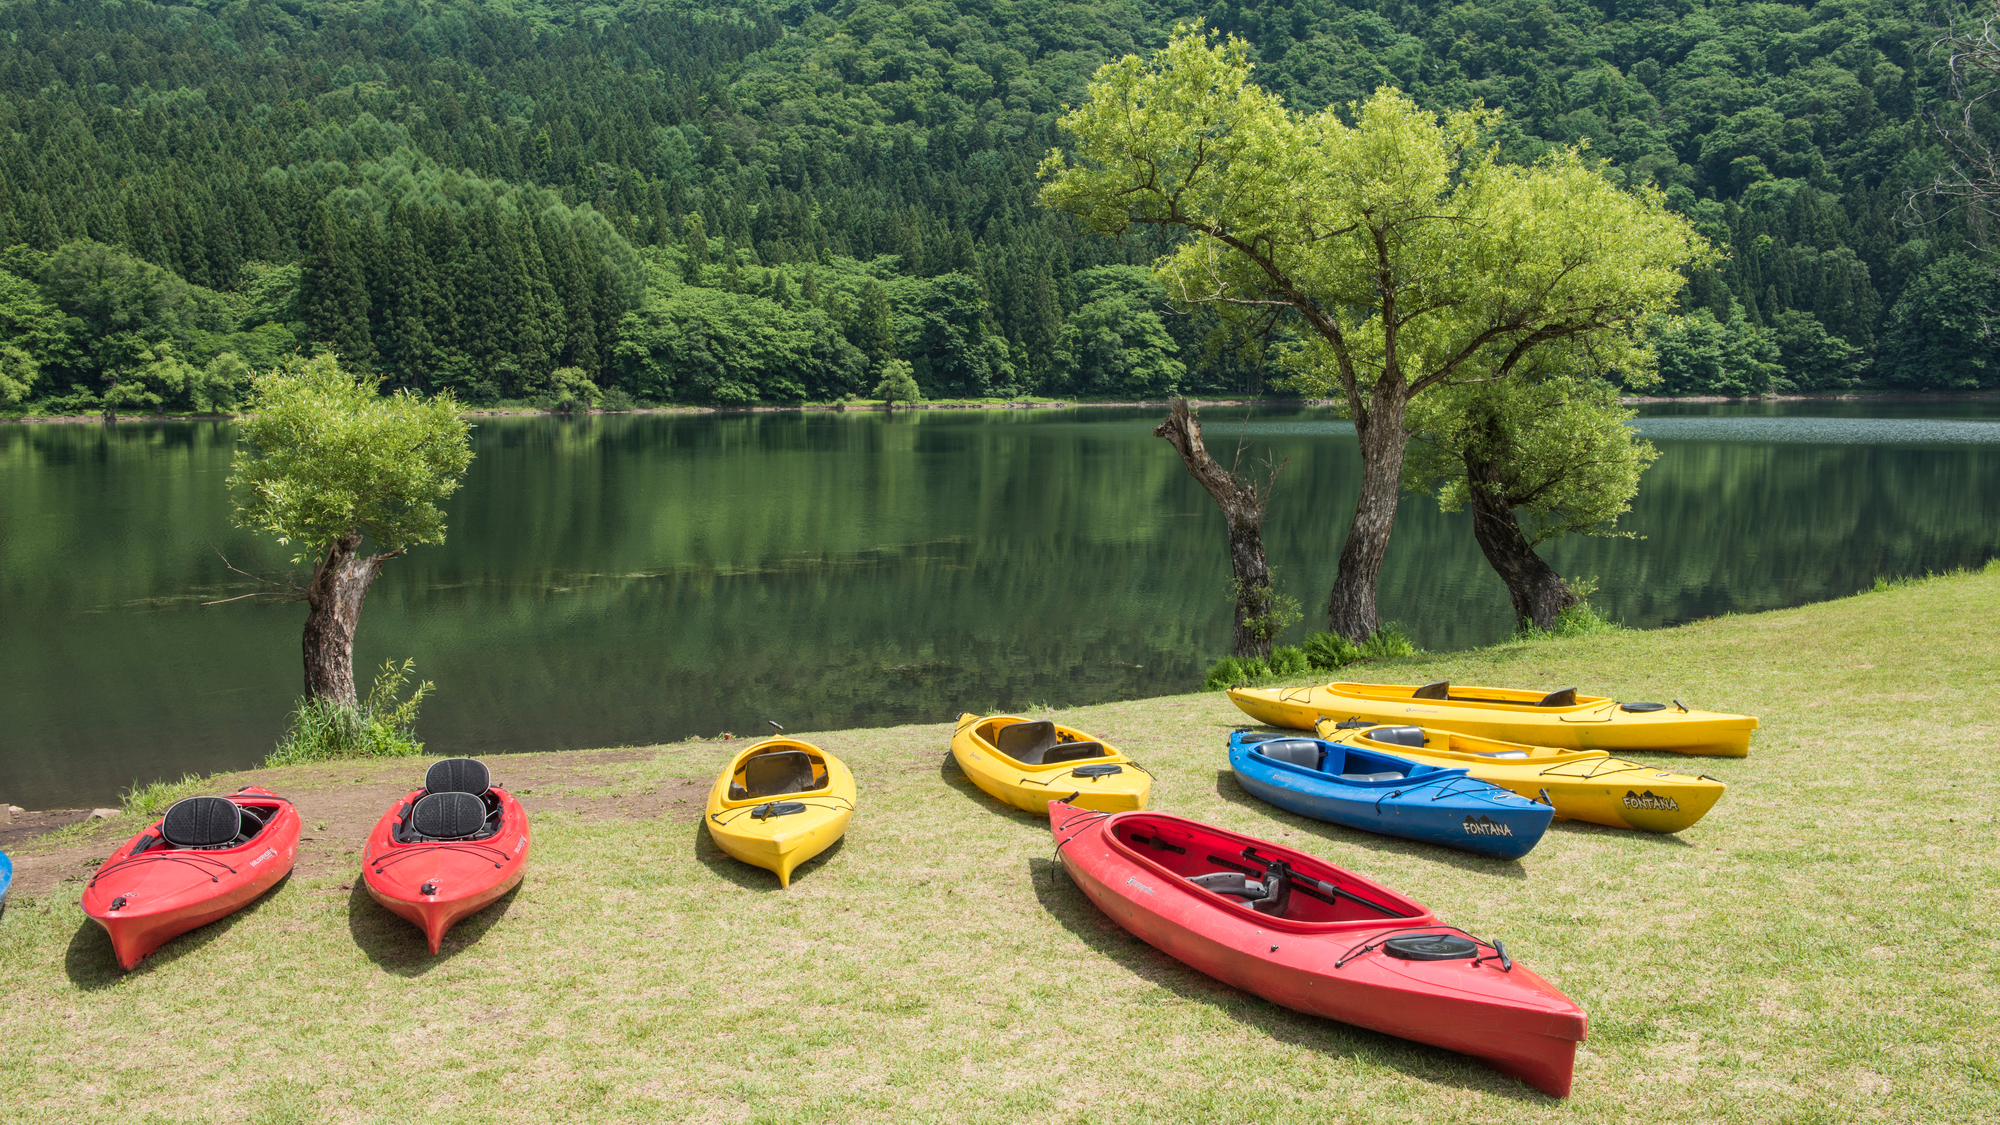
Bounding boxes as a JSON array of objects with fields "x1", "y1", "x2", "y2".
[
  {"x1": 1367, "y1": 726, "x2": 1426, "y2": 748},
  {"x1": 426, "y1": 758, "x2": 490, "y2": 796},
  {"x1": 1043, "y1": 741, "x2": 1108, "y2": 765},
  {"x1": 1257, "y1": 739, "x2": 1323, "y2": 769},
  {"x1": 996, "y1": 721, "x2": 1059, "y2": 764},
  {"x1": 411, "y1": 791, "x2": 487, "y2": 839},
  {"x1": 1536, "y1": 687, "x2": 1579, "y2": 707},
  {"x1": 1411, "y1": 680, "x2": 1450, "y2": 700},
  {"x1": 162, "y1": 796, "x2": 242, "y2": 847},
  {"x1": 742, "y1": 750, "x2": 819, "y2": 799},
  {"x1": 1339, "y1": 771, "x2": 1406, "y2": 783}
]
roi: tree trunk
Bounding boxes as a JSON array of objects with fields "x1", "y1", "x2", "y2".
[
  {"x1": 1464, "y1": 459, "x2": 1578, "y2": 632},
  {"x1": 1155, "y1": 398, "x2": 1284, "y2": 658},
  {"x1": 1323, "y1": 398, "x2": 1411, "y2": 642},
  {"x1": 302, "y1": 534, "x2": 395, "y2": 705}
]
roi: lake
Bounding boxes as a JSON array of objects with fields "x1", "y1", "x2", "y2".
[{"x1": 5, "y1": 399, "x2": 1998, "y2": 809}]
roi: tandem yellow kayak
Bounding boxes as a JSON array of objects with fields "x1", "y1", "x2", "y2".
[
  {"x1": 704, "y1": 737, "x2": 855, "y2": 887},
  {"x1": 1312, "y1": 719, "x2": 1727, "y2": 833},
  {"x1": 1229, "y1": 680, "x2": 1758, "y2": 757},
  {"x1": 951, "y1": 713, "x2": 1150, "y2": 814}
]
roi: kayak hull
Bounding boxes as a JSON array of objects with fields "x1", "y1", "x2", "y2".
[
  {"x1": 1050, "y1": 802, "x2": 1585, "y2": 1097},
  {"x1": 81, "y1": 787, "x2": 300, "y2": 971},
  {"x1": 1228, "y1": 733, "x2": 1551, "y2": 859},
  {"x1": 705, "y1": 738, "x2": 855, "y2": 887},
  {"x1": 1312, "y1": 723, "x2": 1727, "y2": 833},
  {"x1": 0, "y1": 851, "x2": 11, "y2": 914},
  {"x1": 1230, "y1": 681, "x2": 1757, "y2": 756},
  {"x1": 952, "y1": 712, "x2": 1150, "y2": 814},
  {"x1": 363, "y1": 786, "x2": 531, "y2": 954}
]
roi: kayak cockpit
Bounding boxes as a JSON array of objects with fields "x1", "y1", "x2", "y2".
[
  {"x1": 727, "y1": 743, "x2": 833, "y2": 801},
  {"x1": 392, "y1": 758, "x2": 506, "y2": 843},
  {"x1": 1245, "y1": 736, "x2": 1456, "y2": 786},
  {"x1": 123, "y1": 794, "x2": 286, "y2": 857},
  {"x1": 1106, "y1": 815, "x2": 1421, "y2": 925},
  {"x1": 972, "y1": 718, "x2": 1110, "y2": 767}
]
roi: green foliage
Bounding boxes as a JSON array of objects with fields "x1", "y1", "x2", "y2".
[
  {"x1": 1054, "y1": 266, "x2": 1187, "y2": 398},
  {"x1": 533, "y1": 366, "x2": 602, "y2": 413},
  {"x1": 1230, "y1": 572, "x2": 1302, "y2": 648},
  {"x1": 1877, "y1": 255, "x2": 2000, "y2": 390},
  {"x1": 1405, "y1": 371, "x2": 1660, "y2": 546},
  {"x1": 1302, "y1": 631, "x2": 1364, "y2": 670},
  {"x1": 1514, "y1": 580, "x2": 1625, "y2": 640},
  {"x1": 229, "y1": 354, "x2": 474, "y2": 563},
  {"x1": 1652, "y1": 310, "x2": 1785, "y2": 396},
  {"x1": 266, "y1": 658, "x2": 433, "y2": 766},
  {"x1": 1042, "y1": 34, "x2": 1708, "y2": 410},
  {"x1": 871, "y1": 359, "x2": 923, "y2": 406},
  {"x1": 1359, "y1": 623, "x2": 1417, "y2": 660},
  {"x1": 1266, "y1": 645, "x2": 1310, "y2": 677},
  {"x1": 120, "y1": 774, "x2": 215, "y2": 822}
]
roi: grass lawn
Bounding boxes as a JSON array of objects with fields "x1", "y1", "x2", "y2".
[{"x1": 2, "y1": 568, "x2": 1996, "y2": 1123}]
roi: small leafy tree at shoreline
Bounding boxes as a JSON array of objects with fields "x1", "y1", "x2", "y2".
[
  {"x1": 872, "y1": 359, "x2": 922, "y2": 410},
  {"x1": 228, "y1": 353, "x2": 473, "y2": 705},
  {"x1": 266, "y1": 658, "x2": 434, "y2": 766}
]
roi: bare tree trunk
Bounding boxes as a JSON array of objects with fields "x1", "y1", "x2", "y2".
[
  {"x1": 1464, "y1": 459, "x2": 1578, "y2": 632},
  {"x1": 1155, "y1": 398, "x2": 1286, "y2": 658},
  {"x1": 302, "y1": 534, "x2": 397, "y2": 705},
  {"x1": 1323, "y1": 399, "x2": 1410, "y2": 642}
]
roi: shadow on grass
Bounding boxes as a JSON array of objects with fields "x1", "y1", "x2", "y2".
[
  {"x1": 688, "y1": 817, "x2": 848, "y2": 892},
  {"x1": 64, "y1": 870, "x2": 295, "y2": 989},
  {"x1": 935, "y1": 750, "x2": 1047, "y2": 822},
  {"x1": 1026, "y1": 855, "x2": 1556, "y2": 1105},
  {"x1": 1547, "y1": 816, "x2": 1694, "y2": 847},
  {"x1": 1210, "y1": 770, "x2": 1532, "y2": 880},
  {"x1": 347, "y1": 878, "x2": 522, "y2": 977}
]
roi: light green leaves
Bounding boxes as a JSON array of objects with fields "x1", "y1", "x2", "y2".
[{"x1": 229, "y1": 354, "x2": 473, "y2": 563}]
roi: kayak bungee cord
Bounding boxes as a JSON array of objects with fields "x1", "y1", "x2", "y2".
[
  {"x1": 706, "y1": 794, "x2": 854, "y2": 827},
  {"x1": 1331, "y1": 925, "x2": 1511, "y2": 971},
  {"x1": 89, "y1": 850, "x2": 240, "y2": 888},
  {"x1": 369, "y1": 840, "x2": 513, "y2": 874},
  {"x1": 1369, "y1": 771, "x2": 1522, "y2": 814}
]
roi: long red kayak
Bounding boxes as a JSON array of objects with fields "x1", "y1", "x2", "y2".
[
  {"x1": 1048, "y1": 801, "x2": 1586, "y2": 1097},
  {"x1": 362, "y1": 758, "x2": 529, "y2": 953},
  {"x1": 82, "y1": 787, "x2": 300, "y2": 970}
]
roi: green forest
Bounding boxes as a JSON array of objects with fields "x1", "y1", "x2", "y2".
[{"x1": 0, "y1": 0, "x2": 1995, "y2": 413}]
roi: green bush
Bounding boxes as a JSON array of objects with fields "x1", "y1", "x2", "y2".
[
  {"x1": 1360, "y1": 622, "x2": 1416, "y2": 659},
  {"x1": 266, "y1": 659, "x2": 433, "y2": 766},
  {"x1": 1516, "y1": 600, "x2": 1624, "y2": 640},
  {"x1": 1301, "y1": 631, "x2": 1363, "y2": 670},
  {"x1": 1267, "y1": 645, "x2": 1310, "y2": 676}
]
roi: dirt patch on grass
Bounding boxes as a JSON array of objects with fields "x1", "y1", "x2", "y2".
[{"x1": 3, "y1": 745, "x2": 710, "y2": 904}]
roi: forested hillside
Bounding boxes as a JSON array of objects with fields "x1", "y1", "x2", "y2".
[{"x1": 0, "y1": 0, "x2": 1993, "y2": 412}]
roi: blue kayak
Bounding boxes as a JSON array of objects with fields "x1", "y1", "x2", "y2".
[
  {"x1": 0, "y1": 850, "x2": 11, "y2": 914},
  {"x1": 1229, "y1": 730, "x2": 1553, "y2": 859}
]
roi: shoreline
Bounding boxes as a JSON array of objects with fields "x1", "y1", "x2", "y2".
[{"x1": 7, "y1": 388, "x2": 1999, "y2": 426}]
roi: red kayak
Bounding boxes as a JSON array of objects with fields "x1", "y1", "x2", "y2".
[
  {"x1": 82, "y1": 786, "x2": 300, "y2": 970},
  {"x1": 362, "y1": 758, "x2": 529, "y2": 953},
  {"x1": 1049, "y1": 801, "x2": 1586, "y2": 1096}
]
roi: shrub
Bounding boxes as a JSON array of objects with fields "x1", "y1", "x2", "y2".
[
  {"x1": 266, "y1": 659, "x2": 433, "y2": 766},
  {"x1": 1360, "y1": 622, "x2": 1416, "y2": 659},
  {"x1": 1267, "y1": 645, "x2": 1310, "y2": 676},
  {"x1": 1301, "y1": 631, "x2": 1363, "y2": 670}
]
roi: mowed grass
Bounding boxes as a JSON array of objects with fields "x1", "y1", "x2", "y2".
[{"x1": 3, "y1": 569, "x2": 1997, "y2": 1124}]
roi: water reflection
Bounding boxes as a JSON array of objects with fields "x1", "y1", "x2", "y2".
[{"x1": 2, "y1": 401, "x2": 1996, "y2": 807}]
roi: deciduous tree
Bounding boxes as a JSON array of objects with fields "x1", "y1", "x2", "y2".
[
  {"x1": 228, "y1": 355, "x2": 473, "y2": 705},
  {"x1": 1041, "y1": 30, "x2": 1706, "y2": 640}
]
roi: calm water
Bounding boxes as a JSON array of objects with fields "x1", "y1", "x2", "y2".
[{"x1": 4, "y1": 401, "x2": 1998, "y2": 808}]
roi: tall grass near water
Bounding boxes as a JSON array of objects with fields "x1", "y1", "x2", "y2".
[{"x1": 264, "y1": 659, "x2": 433, "y2": 766}]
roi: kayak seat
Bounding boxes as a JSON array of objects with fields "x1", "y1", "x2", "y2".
[
  {"x1": 1468, "y1": 750, "x2": 1530, "y2": 759},
  {"x1": 1366, "y1": 726, "x2": 1426, "y2": 748},
  {"x1": 1187, "y1": 871, "x2": 1265, "y2": 901},
  {"x1": 1339, "y1": 771, "x2": 1405, "y2": 783},
  {"x1": 1256, "y1": 739, "x2": 1323, "y2": 770},
  {"x1": 997, "y1": 721, "x2": 1060, "y2": 764},
  {"x1": 739, "y1": 750, "x2": 821, "y2": 799},
  {"x1": 1043, "y1": 741, "x2": 1108, "y2": 765},
  {"x1": 1412, "y1": 680, "x2": 1450, "y2": 701},
  {"x1": 425, "y1": 758, "x2": 491, "y2": 797},
  {"x1": 411, "y1": 791, "x2": 488, "y2": 840},
  {"x1": 162, "y1": 796, "x2": 242, "y2": 848},
  {"x1": 1536, "y1": 687, "x2": 1579, "y2": 708}
]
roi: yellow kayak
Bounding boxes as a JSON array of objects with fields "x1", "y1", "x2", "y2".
[
  {"x1": 951, "y1": 713, "x2": 1150, "y2": 814},
  {"x1": 1312, "y1": 719, "x2": 1726, "y2": 833},
  {"x1": 1229, "y1": 680, "x2": 1758, "y2": 757},
  {"x1": 704, "y1": 737, "x2": 855, "y2": 887}
]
